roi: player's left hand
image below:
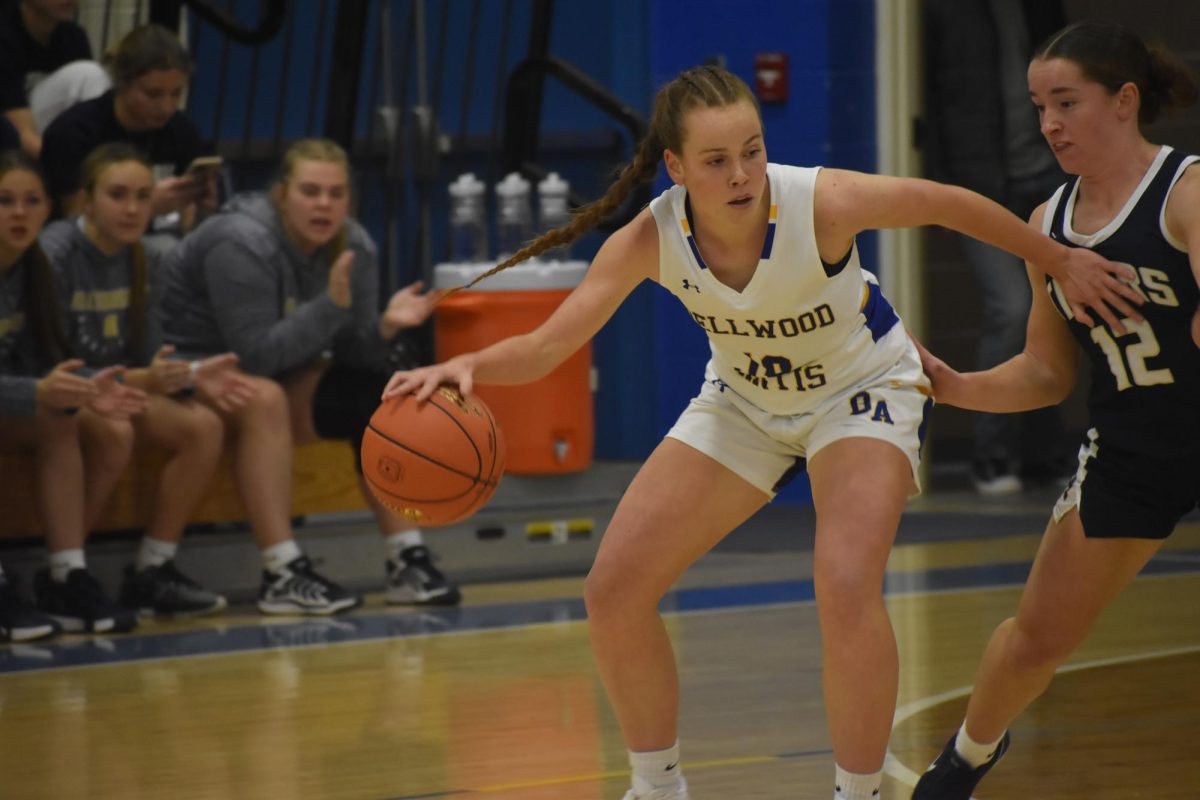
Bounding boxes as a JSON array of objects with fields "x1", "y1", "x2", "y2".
[
  {"x1": 149, "y1": 345, "x2": 190, "y2": 394},
  {"x1": 908, "y1": 333, "x2": 954, "y2": 399},
  {"x1": 1058, "y1": 248, "x2": 1144, "y2": 333},
  {"x1": 1191, "y1": 303, "x2": 1200, "y2": 349},
  {"x1": 88, "y1": 366, "x2": 149, "y2": 419},
  {"x1": 193, "y1": 353, "x2": 257, "y2": 412}
]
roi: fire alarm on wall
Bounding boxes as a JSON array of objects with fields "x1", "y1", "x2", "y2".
[{"x1": 754, "y1": 52, "x2": 788, "y2": 103}]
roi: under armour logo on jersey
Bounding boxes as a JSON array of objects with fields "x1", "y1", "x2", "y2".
[
  {"x1": 708, "y1": 377, "x2": 729, "y2": 392},
  {"x1": 681, "y1": 279, "x2": 701, "y2": 293}
]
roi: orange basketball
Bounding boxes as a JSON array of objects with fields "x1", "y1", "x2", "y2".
[{"x1": 362, "y1": 388, "x2": 506, "y2": 526}]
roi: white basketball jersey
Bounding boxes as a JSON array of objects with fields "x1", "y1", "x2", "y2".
[{"x1": 650, "y1": 163, "x2": 912, "y2": 416}]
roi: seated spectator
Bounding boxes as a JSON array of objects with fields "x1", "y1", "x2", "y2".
[
  {"x1": 41, "y1": 142, "x2": 256, "y2": 619},
  {"x1": 161, "y1": 138, "x2": 462, "y2": 611},
  {"x1": 39, "y1": 23, "x2": 214, "y2": 234},
  {"x1": 0, "y1": 149, "x2": 145, "y2": 636},
  {"x1": 0, "y1": 0, "x2": 110, "y2": 157}
]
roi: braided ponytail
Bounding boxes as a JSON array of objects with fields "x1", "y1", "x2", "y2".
[
  {"x1": 454, "y1": 132, "x2": 663, "y2": 293},
  {"x1": 446, "y1": 64, "x2": 760, "y2": 296}
]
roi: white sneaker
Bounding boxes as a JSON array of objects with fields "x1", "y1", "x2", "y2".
[{"x1": 622, "y1": 780, "x2": 691, "y2": 800}]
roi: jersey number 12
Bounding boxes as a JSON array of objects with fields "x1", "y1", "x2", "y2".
[{"x1": 1090, "y1": 318, "x2": 1174, "y2": 391}]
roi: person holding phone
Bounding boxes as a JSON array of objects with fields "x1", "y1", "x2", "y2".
[{"x1": 39, "y1": 24, "x2": 215, "y2": 235}]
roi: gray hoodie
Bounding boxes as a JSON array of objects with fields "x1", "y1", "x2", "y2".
[
  {"x1": 40, "y1": 218, "x2": 163, "y2": 368},
  {"x1": 159, "y1": 192, "x2": 392, "y2": 377},
  {"x1": 0, "y1": 256, "x2": 41, "y2": 417}
]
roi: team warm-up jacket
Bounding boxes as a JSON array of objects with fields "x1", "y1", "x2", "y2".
[
  {"x1": 40, "y1": 218, "x2": 163, "y2": 369},
  {"x1": 159, "y1": 192, "x2": 394, "y2": 377}
]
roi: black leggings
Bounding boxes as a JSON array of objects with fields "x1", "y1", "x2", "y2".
[{"x1": 311, "y1": 363, "x2": 390, "y2": 473}]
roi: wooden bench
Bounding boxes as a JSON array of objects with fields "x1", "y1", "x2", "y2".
[{"x1": 0, "y1": 440, "x2": 367, "y2": 540}]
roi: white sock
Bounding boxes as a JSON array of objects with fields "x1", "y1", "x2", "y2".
[
  {"x1": 49, "y1": 549, "x2": 87, "y2": 582},
  {"x1": 262, "y1": 540, "x2": 304, "y2": 574},
  {"x1": 834, "y1": 764, "x2": 881, "y2": 799},
  {"x1": 954, "y1": 722, "x2": 1006, "y2": 768},
  {"x1": 386, "y1": 530, "x2": 424, "y2": 560},
  {"x1": 136, "y1": 537, "x2": 178, "y2": 569},
  {"x1": 629, "y1": 740, "x2": 684, "y2": 794}
]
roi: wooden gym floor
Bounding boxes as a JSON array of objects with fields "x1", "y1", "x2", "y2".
[{"x1": 1, "y1": 488, "x2": 1197, "y2": 799}]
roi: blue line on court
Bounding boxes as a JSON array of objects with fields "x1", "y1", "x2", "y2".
[{"x1": 1, "y1": 552, "x2": 1197, "y2": 675}]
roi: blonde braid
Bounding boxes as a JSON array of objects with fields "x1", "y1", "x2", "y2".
[
  {"x1": 441, "y1": 64, "x2": 759, "y2": 298},
  {"x1": 441, "y1": 133, "x2": 664, "y2": 298}
]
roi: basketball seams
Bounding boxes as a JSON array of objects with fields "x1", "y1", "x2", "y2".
[
  {"x1": 480, "y1": 403, "x2": 504, "y2": 486},
  {"x1": 361, "y1": 464, "x2": 474, "y2": 505},
  {"x1": 365, "y1": 422, "x2": 485, "y2": 484},
  {"x1": 363, "y1": 392, "x2": 505, "y2": 526},
  {"x1": 427, "y1": 392, "x2": 487, "y2": 478}
]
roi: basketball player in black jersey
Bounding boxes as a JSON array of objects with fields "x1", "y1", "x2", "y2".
[{"x1": 911, "y1": 21, "x2": 1200, "y2": 799}]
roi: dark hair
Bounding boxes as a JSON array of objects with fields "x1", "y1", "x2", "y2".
[
  {"x1": 108, "y1": 23, "x2": 192, "y2": 89},
  {"x1": 0, "y1": 150, "x2": 69, "y2": 365},
  {"x1": 455, "y1": 65, "x2": 761, "y2": 292},
  {"x1": 79, "y1": 143, "x2": 154, "y2": 359},
  {"x1": 1035, "y1": 21, "x2": 1199, "y2": 125}
]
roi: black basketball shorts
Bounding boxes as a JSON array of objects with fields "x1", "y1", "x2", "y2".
[{"x1": 1053, "y1": 427, "x2": 1200, "y2": 539}]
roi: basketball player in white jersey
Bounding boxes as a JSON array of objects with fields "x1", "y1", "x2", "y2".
[
  {"x1": 384, "y1": 65, "x2": 1139, "y2": 800},
  {"x1": 912, "y1": 22, "x2": 1199, "y2": 799}
]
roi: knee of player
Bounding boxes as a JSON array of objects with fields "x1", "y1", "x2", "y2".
[
  {"x1": 184, "y1": 404, "x2": 226, "y2": 455},
  {"x1": 813, "y1": 559, "x2": 883, "y2": 611},
  {"x1": 89, "y1": 417, "x2": 137, "y2": 464},
  {"x1": 1006, "y1": 616, "x2": 1075, "y2": 668},
  {"x1": 243, "y1": 377, "x2": 289, "y2": 418},
  {"x1": 584, "y1": 560, "x2": 659, "y2": 618}
]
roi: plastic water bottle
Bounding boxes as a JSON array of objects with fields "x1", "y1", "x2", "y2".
[
  {"x1": 448, "y1": 173, "x2": 488, "y2": 263},
  {"x1": 495, "y1": 172, "x2": 534, "y2": 261},
  {"x1": 537, "y1": 171, "x2": 572, "y2": 262}
]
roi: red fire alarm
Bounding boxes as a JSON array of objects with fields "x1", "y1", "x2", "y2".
[{"x1": 754, "y1": 52, "x2": 789, "y2": 103}]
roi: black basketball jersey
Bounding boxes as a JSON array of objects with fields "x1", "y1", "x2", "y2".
[{"x1": 1043, "y1": 146, "x2": 1200, "y2": 458}]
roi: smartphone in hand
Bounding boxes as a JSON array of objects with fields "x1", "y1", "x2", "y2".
[{"x1": 185, "y1": 155, "x2": 223, "y2": 178}]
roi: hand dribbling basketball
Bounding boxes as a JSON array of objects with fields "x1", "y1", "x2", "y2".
[{"x1": 362, "y1": 383, "x2": 505, "y2": 526}]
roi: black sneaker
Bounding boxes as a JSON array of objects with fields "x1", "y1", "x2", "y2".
[
  {"x1": 971, "y1": 459, "x2": 1022, "y2": 496},
  {"x1": 257, "y1": 556, "x2": 361, "y2": 616},
  {"x1": 0, "y1": 575, "x2": 61, "y2": 643},
  {"x1": 912, "y1": 731, "x2": 1011, "y2": 800},
  {"x1": 385, "y1": 545, "x2": 461, "y2": 606},
  {"x1": 34, "y1": 568, "x2": 138, "y2": 634},
  {"x1": 120, "y1": 561, "x2": 228, "y2": 618}
]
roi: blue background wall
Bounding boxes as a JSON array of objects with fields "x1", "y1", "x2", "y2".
[
  {"x1": 643, "y1": 0, "x2": 876, "y2": 503},
  {"x1": 188, "y1": 0, "x2": 876, "y2": 505}
]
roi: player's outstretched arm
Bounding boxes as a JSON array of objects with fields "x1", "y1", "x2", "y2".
[
  {"x1": 384, "y1": 210, "x2": 659, "y2": 402},
  {"x1": 814, "y1": 169, "x2": 1145, "y2": 332}
]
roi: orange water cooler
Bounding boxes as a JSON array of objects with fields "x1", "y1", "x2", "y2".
[{"x1": 433, "y1": 260, "x2": 592, "y2": 474}]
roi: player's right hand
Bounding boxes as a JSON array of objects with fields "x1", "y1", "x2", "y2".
[
  {"x1": 327, "y1": 250, "x2": 354, "y2": 308},
  {"x1": 88, "y1": 366, "x2": 148, "y2": 419},
  {"x1": 382, "y1": 355, "x2": 476, "y2": 403},
  {"x1": 35, "y1": 359, "x2": 96, "y2": 410}
]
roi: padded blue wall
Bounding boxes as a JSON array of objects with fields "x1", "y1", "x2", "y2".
[
  {"x1": 645, "y1": 0, "x2": 875, "y2": 504},
  {"x1": 187, "y1": 1, "x2": 876, "y2": 505}
]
